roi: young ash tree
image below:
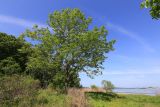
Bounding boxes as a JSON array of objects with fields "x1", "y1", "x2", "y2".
[{"x1": 21, "y1": 8, "x2": 115, "y2": 90}]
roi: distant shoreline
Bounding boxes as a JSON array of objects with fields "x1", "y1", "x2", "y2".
[
  {"x1": 115, "y1": 87, "x2": 159, "y2": 89},
  {"x1": 113, "y1": 88, "x2": 160, "y2": 96}
]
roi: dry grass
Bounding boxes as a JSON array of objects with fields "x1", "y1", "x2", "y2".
[
  {"x1": 80, "y1": 88, "x2": 106, "y2": 93},
  {"x1": 156, "y1": 89, "x2": 160, "y2": 96},
  {"x1": 67, "y1": 88, "x2": 106, "y2": 107},
  {"x1": 67, "y1": 88, "x2": 89, "y2": 107}
]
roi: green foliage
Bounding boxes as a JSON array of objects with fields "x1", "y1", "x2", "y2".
[
  {"x1": 0, "y1": 32, "x2": 31, "y2": 73},
  {"x1": 25, "y1": 56, "x2": 56, "y2": 87},
  {"x1": 0, "y1": 57, "x2": 21, "y2": 76},
  {"x1": 91, "y1": 85, "x2": 98, "y2": 89},
  {"x1": 35, "y1": 88, "x2": 71, "y2": 107},
  {"x1": 0, "y1": 75, "x2": 40, "y2": 107},
  {"x1": 21, "y1": 8, "x2": 115, "y2": 89},
  {"x1": 141, "y1": 0, "x2": 160, "y2": 19},
  {"x1": 86, "y1": 92, "x2": 120, "y2": 101},
  {"x1": 101, "y1": 80, "x2": 115, "y2": 91},
  {"x1": 51, "y1": 71, "x2": 81, "y2": 92},
  {"x1": 0, "y1": 32, "x2": 19, "y2": 60}
]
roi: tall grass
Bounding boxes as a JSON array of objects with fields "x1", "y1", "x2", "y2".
[
  {"x1": 35, "y1": 88, "x2": 71, "y2": 107},
  {"x1": 0, "y1": 75, "x2": 39, "y2": 107},
  {"x1": 67, "y1": 88, "x2": 89, "y2": 107}
]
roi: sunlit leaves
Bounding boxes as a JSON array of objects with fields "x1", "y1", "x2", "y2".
[
  {"x1": 22, "y1": 8, "x2": 115, "y2": 88},
  {"x1": 141, "y1": 0, "x2": 160, "y2": 19}
]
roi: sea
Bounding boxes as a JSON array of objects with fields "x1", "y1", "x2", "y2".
[{"x1": 113, "y1": 88, "x2": 160, "y2": 96}]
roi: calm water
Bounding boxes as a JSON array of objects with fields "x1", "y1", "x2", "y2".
[{"x1": 113, "y1": 88, "x2": 160, "y2": 96}]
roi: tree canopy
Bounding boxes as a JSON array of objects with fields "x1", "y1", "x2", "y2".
[
  {"x1": 141, "y1": 0, "x2": 160, "y2": 19},
  {"x1": 0, "y1": 33, "x2": 31, "y2": 75},
  {"x1": 21, "y1": 8, "x2": 115, "y2": 89}
]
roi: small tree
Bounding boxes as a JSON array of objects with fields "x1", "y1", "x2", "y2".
[
  {"x1": 101, "y1": 80, "x2": 114, "y2": 92},
  {"x1": 91, "y1": 85, "x2": 98, "y2": 89}
]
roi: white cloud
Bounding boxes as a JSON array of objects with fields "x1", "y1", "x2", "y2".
[
  {"x1": 0, "y1": 14, "x2": 155, "y2": 53},
  {"x1": 106, "y1": 22, "x2": 155, "y2": 53},
  {"x1": 0, "y1": 14, "x2": 47, "y2": 28}
]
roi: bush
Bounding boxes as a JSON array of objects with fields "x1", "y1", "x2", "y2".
[
  {"x1": 0, "y1": 57, "x2": 21, "y2": 76},
  {"x1": 0, "y1": 75, "x2": 40, "y2": 106},
  {"x1": 86, "y1": 92, "x2": 120, "y2": 101}
]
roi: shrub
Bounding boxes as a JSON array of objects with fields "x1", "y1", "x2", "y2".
[
  {"x1": 0, "y1": 75, "x2": 40, "y2": 106},
  {"x1": 86, "y1": 92, "x2": 120, "y2": 101},
  {"x1": 0, "y1": 57, "x2": 21, "y2": 76}
]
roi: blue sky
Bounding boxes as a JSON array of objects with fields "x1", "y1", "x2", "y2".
[{"x1": 0, "y1": 0, "x2": 160, "y2": 88}]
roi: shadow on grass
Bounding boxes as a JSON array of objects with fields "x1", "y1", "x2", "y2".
[{"x1": 86, "y1": 92, "x2": 124, "y2": 101}]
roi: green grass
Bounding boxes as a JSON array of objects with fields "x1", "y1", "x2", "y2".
[
  {"x1": 87, "y1": 92, "x2": 160, "y2": 107},
  {"x1": 33, "y1": 88, "x2": 71, "y2": 107}
]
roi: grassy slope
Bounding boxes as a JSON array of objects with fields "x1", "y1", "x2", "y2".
[{"x1": 87, "y1": 92, "x2": 160, "y2": 107}]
